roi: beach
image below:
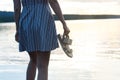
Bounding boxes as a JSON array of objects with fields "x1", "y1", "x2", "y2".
[{"x1": 1, "y1": 0, "x2": 120, "y2": 80}]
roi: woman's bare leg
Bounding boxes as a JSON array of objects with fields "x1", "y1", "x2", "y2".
[
  {"x1": 37, "y1": 51, "x2": 50, "y2": 80},
  {"x1": 27, "y1": 52, "x2": 37, "y2": 80}
]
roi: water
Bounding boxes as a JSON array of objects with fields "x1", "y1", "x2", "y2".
[
  {"x1": 56, "y1": 19, "x2": 120, "y2": 80},
  {"x1": 0, "y1": 19, "x2": 120, "y2": 80},
  {"x1": 0, "y1": 23, "x2": 29, "y2": 64}
]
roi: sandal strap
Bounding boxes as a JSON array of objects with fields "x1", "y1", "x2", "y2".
[{"x1": 63, "y1": 34, "x2": 72, "y2": 45}]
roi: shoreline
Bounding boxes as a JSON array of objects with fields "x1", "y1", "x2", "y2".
[{"x1": 1, "y1": 11, "x2": 120, "y2": 23}]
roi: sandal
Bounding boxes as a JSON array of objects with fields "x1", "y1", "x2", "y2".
[
  {"x1": 62, "y1": 34, "x2": 72, "y2": 45},
  {"x1": 58, "y1": 34, "x2": 73, "y2": 58}
]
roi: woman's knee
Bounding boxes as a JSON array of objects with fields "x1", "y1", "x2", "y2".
[
  {"x1": 37, "y1": 51, "x2": 50, "y2": 68},
  {"x1": 28, "y1": 51, "x2": 37, "y2": 63}
]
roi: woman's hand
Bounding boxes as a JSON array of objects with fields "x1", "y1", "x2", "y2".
[
  {"x1": 63, "y1": 24, "x2": 70, "y2": 35},
  {"x1": 15, "y1": 31, "x2": 19, "y2": 42}
]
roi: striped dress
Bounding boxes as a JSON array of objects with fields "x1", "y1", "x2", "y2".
[{"x1": 19, "y1": 0, "x2": 59, "y2": 52}]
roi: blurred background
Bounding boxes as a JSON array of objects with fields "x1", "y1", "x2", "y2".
[{"x1": 0, "y1": 0, "x2": 120, "y2": 80}]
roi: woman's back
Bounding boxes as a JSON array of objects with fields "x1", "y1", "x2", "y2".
[
  {"x1": 19, "y1": 0, "x2": 58, "y2": 52},
  {"x1": 21, "y1": 0, "x2": 48, "y2": 6}
]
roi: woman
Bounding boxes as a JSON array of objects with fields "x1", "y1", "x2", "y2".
[{"x1": 13, "y1": 0, "x2": 70, "y2": 80}]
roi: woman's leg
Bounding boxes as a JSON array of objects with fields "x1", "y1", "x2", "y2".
[
  {"x1": 27, "y1": 52, "x2": 37, "y2": 80},
  {"x1": 37, "y1": 51, "x2": 50, "y2": 80}
]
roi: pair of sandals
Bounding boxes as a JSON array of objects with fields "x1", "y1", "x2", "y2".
[{"x1": 58, "y1": 34, "x2": 73, "y2": 58}]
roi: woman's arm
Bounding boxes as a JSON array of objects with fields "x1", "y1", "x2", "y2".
[
  {"x1": 49, "y1": 0, "x2": 70, "y2": 35},
  {"x1": 13, "y1": 0, "x2": 21, "y2": 42},
  {"x1": 13, "y1": 0, "x2": 21, "y2": 31}
]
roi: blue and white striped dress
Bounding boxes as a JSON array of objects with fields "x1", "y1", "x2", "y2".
[{"x1": 19, "y1": 0, "x2": 59, "y2": 52}]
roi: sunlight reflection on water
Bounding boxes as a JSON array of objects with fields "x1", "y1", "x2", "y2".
[
  {"x1": 1, "y1": 19, "x2": 120, "y2": 63},
  {"x1": 1, "y1": 19, "x2": 120, "y2": 80}
]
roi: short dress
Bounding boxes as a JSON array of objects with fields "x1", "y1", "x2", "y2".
[{"x1": 19, "y1": 0, "x2": 59, "y2": 52}]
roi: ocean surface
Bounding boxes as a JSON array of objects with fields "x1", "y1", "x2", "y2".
[
  {"x1": 1, "y1": 0, "x2": 120, "y2": 80},
  {"x1": 1, "y1": 19, "x2": 120, "y2": 80}
]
